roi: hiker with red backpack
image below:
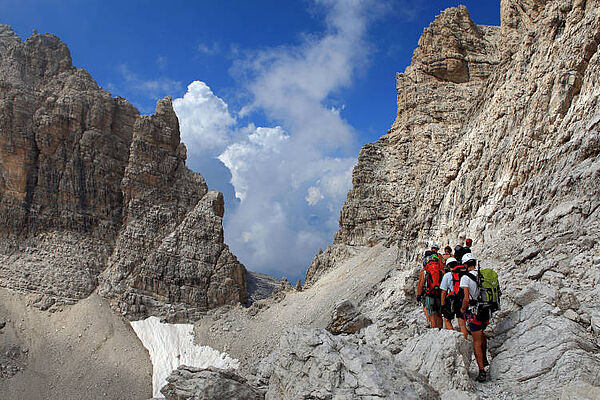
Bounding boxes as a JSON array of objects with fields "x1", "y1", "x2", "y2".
[
  {"x1": 439, "y1": 256, "x2": 468, "y2": 337},
  {"x1": 416, "y1": 247, "x2": 444, "y2": 329}
]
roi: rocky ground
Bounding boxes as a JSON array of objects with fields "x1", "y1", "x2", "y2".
[
  {"x1": 0, "y1": 288, "x2": 152, "y2": 400},
  {"x1": 168, "y1": 238, "x2": 600, "y2": 399},
  {"x1": 193, "y1": 243, "x2": 398, "y2": 371}
]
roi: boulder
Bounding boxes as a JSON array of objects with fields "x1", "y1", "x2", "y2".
[
  {"x1": 161, "y1": 366, "x2": 264, "y2": 400},
  {"x1": 396, "y1": 329, "x2": 473, "y2": 393},
  {"x1": 254, "y1": 327, "x2": 438, "y2": 400},
  {"x1": 490, "y1": 300, "x2": 600, "y2": 398},
  {"x1": 327, "y1": 300, "x2": 372, "y2": 335}
]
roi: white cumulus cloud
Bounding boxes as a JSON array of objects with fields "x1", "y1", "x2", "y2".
[
  {"x1": 173, "y1": 81, "x2": 236, "y2": 154},
  {"x1": 218, "y1": 126, "x2": 289, "y2": 201},
  {"x1": 306, "y1": 186, "x2": 324, "y2": 206},
  {"x1": 174, "y1": 0, "x2": 379, "y2": 279}
]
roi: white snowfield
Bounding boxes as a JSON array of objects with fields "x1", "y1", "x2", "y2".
[{"x1": 131, "y1": 316, "x2": 240, "y2": 398}]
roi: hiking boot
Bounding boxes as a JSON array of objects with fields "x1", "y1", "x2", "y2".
[{"x1": 476, "y1": 369, "x2": 487, "y2": 382}]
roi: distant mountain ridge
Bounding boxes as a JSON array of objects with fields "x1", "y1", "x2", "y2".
[{"x1": 0, "y1": 25, "x2": 246, "y2": 321}]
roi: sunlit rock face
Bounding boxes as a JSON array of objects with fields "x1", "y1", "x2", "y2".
[
  {"x1": 307, "y1": 6, "x2": 502, "y2": 283},
  {"x1": 303, "y1": 1, "x2": 600, "y2": 398},
  {"x1": 0, "y1": 25, "x2": 246, "y2": 321},
  {"x1": 307, "y1": 0, "x2": 600, "y2": 289}
]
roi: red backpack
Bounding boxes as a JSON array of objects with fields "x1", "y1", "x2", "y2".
[
  {"x1": 423, "y1": 255, "x2": 443, "y2": 296},
  {"x1": 448, "y1": 264, "x2": 469, "y2": 297}
]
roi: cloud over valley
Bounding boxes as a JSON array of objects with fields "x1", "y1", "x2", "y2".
[{"x1": 173, "y1": 0, "x2": 380, "y2": 279}]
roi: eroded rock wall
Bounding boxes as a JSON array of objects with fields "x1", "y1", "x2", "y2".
[
  {"x1": 0, "y1": 26, "x2": 135, "y2": 300},
  {"x1": 0, "y1": 25, "x2": 246, "y2": 320},
  {"x1": 308, "y1": 0, "x2": 599, "y2": 296},
  {"x1": 305, "y1": 1, "x2": 600, "y2": 397},
  {"x1": 307, "y1": 6, "x2": 501, "y2": 283}
]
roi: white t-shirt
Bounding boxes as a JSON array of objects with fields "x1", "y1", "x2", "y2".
[
  {"x1": 459, "y1": 271, "x2": 480, "y2": 300},
  {"x1": 440, "y1": 272, "x2": 453, "y2": 292}
]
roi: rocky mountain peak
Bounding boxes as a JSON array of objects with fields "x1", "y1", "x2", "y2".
[
  {"x1": 0, "y1": 24, "x2": 20, "y2": 48},
  {"x1": 409, "y1": 5, "x2": 498, "y2": 84},
  {"x1": 153, "y1": 96, "x2": 181, "y2": 142},
  {"x1": 306, "y1": 7, "x2": 501, "y2": 284},
  {"x1": 21, "y1": 31, "x2": 73, "y2": 82},
  {"x1": 0, "y1": 26, "x2": 247, "y2": 321}
]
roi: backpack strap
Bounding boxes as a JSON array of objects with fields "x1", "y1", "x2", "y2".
[
  {"x1": 463, "y1": 272, "x2": 482, "y2": 303},
  {"x1": 464, "y1": 272, "x2": 478, "y2": 284}
]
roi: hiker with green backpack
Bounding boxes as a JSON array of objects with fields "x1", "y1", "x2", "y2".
[{"x1": 459, "y1": 253, "x2": 501, "y2": 383}]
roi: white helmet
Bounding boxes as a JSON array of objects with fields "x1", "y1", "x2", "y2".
[
  {"x1": 445, "y1": 257, "x2": 458, "y2": 267},
  {"x1": 462, "y1": 252, "x2": 476, "y2": 265}
]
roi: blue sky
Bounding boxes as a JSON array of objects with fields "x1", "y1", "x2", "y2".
[{"x1": 1, "y1": 0, "x2": 500, "y2": 282}]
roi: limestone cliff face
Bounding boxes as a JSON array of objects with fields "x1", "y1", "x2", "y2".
[
  {"x1": 307, "y1": 6, "x2": 501, "y2": 283},
  {"x1": 0, "y1": 25, "x2": 246, "y2": 320},
  {"x1": 98, "y1": 99, "x2": 246, "y2": 320},
  {"x1": 304, "y1": 1, "x2": 600, "y2": 397},
  {"x1": 308, "y1": 1, "x2": 600, "y2": 282}
]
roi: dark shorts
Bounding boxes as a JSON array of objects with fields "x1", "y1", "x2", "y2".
[
  {"x1": 425, "y1": 295, "x2": 441, "y2": 315},
  {"x1": 464, "y1": 309, "x2": 489, "y2": 332},
  {"x1": 442, "y1": 296, "x2": 464, "y2": 321}
]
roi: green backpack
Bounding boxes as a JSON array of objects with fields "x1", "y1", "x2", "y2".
[{"x1": 478, "y1": 268, "x2": 501, "y2": 313}]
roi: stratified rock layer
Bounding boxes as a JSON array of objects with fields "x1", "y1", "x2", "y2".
[
  {"x1": 0, "y1": 25, "x2": 246, "y2": 320},
  {"x1": 305, "y1": 1, "x2": 600, "y2": 398},
  {"x1": 307, "y1": 6, "x2": 501, "y2": 283}
]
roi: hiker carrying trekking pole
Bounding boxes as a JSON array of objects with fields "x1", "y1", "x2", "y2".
[{"x1": 459, "y1": 253, "x2": 500, "y2": 382}]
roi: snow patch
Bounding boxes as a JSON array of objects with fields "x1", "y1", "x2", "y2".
[{"x1": 130, "y1": 316, "x2": 240, "y2": 398}]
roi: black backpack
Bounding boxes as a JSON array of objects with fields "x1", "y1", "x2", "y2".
[{"x1": 454, "y1": 245, "x2": 471, "y2": 264}]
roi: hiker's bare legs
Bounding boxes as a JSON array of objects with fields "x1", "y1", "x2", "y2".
[
  {"x1": 483, "y1": 334, "x2": 487, "y2": 355},
  {"x1": 431, "y1": 313, "x2": 442, "y2": 329},
  {"x1": 472, "y1": 330, "x2": 486, "y2": 370},
  {"x1": 458, "y1": 318, "x2": 468, "y2": 339},
  {"x1": 482, "y1": 333, "x2": 489, "y2": 365},
  {"x1": 443, "y1": 318, "x2": 453, "y2": 330}
]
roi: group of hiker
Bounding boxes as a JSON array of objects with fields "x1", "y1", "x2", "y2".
[{"x1": 415, "y1": 239, "x2": 500, "y2": 383}]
